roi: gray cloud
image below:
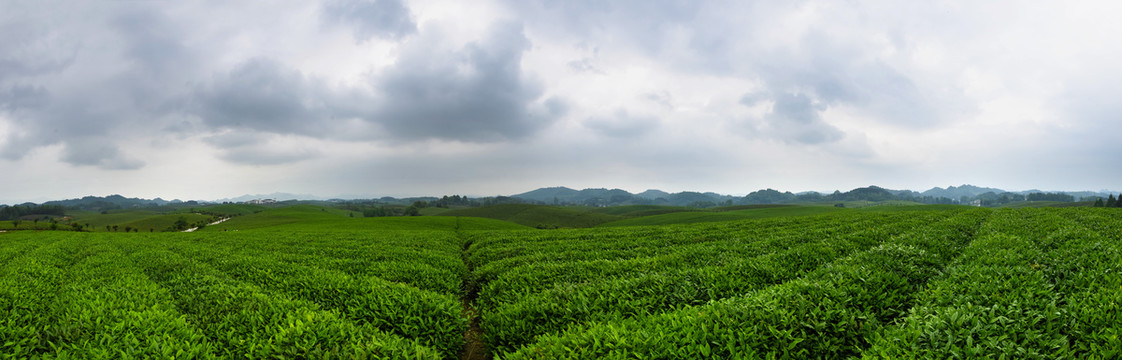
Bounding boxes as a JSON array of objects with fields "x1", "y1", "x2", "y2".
[
  {"x1": 741, "y1": 92, "x2": 843, "y2": 145},
  {"x1": 584, "y1": 109, "x2": 659, "y2": 138},
  {"x1": 193, "y1": 58, "x2": 331, "y2": 136},
  {"x1": 368, "y1": 20, "x2": 563, "y2": 142},
  {"x1": 644, "y1": 91, "x2": 673, "y2": 110},
  {"x1": 61, "y1": 139, "x2": 144, "y2": 170},
  {"x1": 568, "y1": 58, "x2": 604, "y2": 74},
  {"x1": 219, "y1": 146, "x2": 321, "y2": 166},
  {"x1": 0, "y1": 18, "x2": 76, "y2": 82},
  {"x1": 204, "y1": 131, "x2": 267, "y2": 149},
  {"x1": 204, "y1": 131, "x2": 321, "y2": 165},
  {"x1": 0, "y1": 4, "x2": 194, "y2": 169},
  {"x1": 502, "y1": 0, "x2": 702, "y2": 53},
  {"x1": 511, "y1": 1, "x2": 943, "y2": 129},
  {"x1": 112, "y1": 9, "x2": 194, "y2": 79},
  {"x1": 190, "y1": 20, "x2": 562, "y2": 147},
  {"x1": 759, "y1": 32, "x2": 938, "y2": 128},
  {"x1": 322, "y1": 0, "x2": 417, "y2": 42},
  {"x1": 0, "y1": 84, "x2": 49, "y2": 112}
]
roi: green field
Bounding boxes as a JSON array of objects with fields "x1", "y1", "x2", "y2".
[
  {"x1": 436, "y1": 204, "x2": 625, "y2": 228},
  {"x1": 597, "y1": 204, "x2": 846, "y2": 226},
  {"x1": 2, "y1": 206, "x2": 1121, "y2": 358}
]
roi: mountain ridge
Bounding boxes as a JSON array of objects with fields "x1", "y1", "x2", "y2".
[{"x1": 4, "y1": 185, "x2": 1119, "y2": 208}]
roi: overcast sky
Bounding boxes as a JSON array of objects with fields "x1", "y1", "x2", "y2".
[{"x1": 2, "y1": 0, "x2": 1121, "y2": 203}]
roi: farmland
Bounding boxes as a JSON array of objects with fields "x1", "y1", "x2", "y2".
[{"x1": 1, "y1": 206, "x2": 1121, "y2": 358}]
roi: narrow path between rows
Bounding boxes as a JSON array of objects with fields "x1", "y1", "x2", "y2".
[{"x1": 456, "y1": 218, "x2": 489, "y2": 360}]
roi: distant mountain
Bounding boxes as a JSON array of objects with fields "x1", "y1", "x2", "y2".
[
  {"x1": 514, "y1": 187, "x2": 733, "y2": 207},
  {"x1": 215, "y1": 192, "x2": 323, "y2": 203},
  {"x1": 921, "y1": 185, "x2": 1007, "y2": 199},
  {"x1": 41, "y1": 195, "x2": 184, "y2": 211},
  {"x1": 635, "y1": 189, "x2": 671, "y2": 199},
  {"x1": 514, "y1": 185, "x2": 976, "y2": 207},
  {"x1": 511, "y1": 187, "x2": 581, "y2": 204}
]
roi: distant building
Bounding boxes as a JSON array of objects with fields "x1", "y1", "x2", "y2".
[{"x1": 245, "y1": 199, "x2": 277, "y2": 205}]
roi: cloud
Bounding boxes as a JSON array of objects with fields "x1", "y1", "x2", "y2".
[
  {"x1": 0, "y1": 84, "x2": 49, "y2": 112},
  {"x1": 583, "y1": 109, "x2": 659, "y2": 138},
  {"x1": 191, "y1": 19, "x2": 563, "y2": 147},
  {"x1": 740, "y1": 92, "x2": 843, "y2": 145},
  {"x1": 220, "y1": 146, "x2": 321, "y2": 166},
  {"x1": 61, "y1": 139, "x2": 144, "y2": 170},
  {"x1": 367, "y1": 20, "x2": 563, "y2": 142},
  {"x1": 0, "y1": 17, "x2": 77, "y2": 82},
  {"x1": 204, "y1": 131, "x2": 321, "y2": 165},
  {"x1": 193, "y1": 58, "x2": 333, "y2": 136},
  {"x1": 0, "y1": 4, "x2": 196, "y2": 169},
  {"x1": 322, "y1": 0, "x2": 417, "y2": 42}
]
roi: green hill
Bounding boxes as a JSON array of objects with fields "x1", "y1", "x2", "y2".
[
  {"x1": 202, "y1": 204, "x2": 529, "y2": 232},
  {"x1": 437, "y1": 204, "x2": 623, "y2": 228},
  {"x1": 121, "y1": 213, "x2": 213, "y2": 232},
  {"x1": 586, "y1": 205, "x2": 698, "y2": 217},
  {"x1": 598, "y1": 205, "x2": 847, "y2": 227},
  {"x1": 203, "y1": 205, "x2": 357, "y2": 230}
]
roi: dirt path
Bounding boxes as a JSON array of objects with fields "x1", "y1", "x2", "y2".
[
  {"x1": 182, "y1": 217, "x2": 231, "y2": 232},
  {"x1": 456, "y1": 218, "x2": 490, "y2": 360}
]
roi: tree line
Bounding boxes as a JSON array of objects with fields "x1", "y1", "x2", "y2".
[
  {"x1": 1093, "y1": 194, "x2": 1122, "y2": 208},
  {"x1": 0, "y1": 204, "x2": 66, "y2": 221}
]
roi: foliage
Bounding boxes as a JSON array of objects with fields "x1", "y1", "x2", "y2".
[
  {"x1": 3, "y1": 207, "x2": 1122, "y2": 358},
  {"x1": 438, "y1": 204, "x2": 624, "y2": 228},
  {"x1": 0, "y1": 204, "x2": 65, "y2": 221}
]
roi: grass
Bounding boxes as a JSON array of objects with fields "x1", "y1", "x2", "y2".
[
  {"x1": 191, "y1": 203, "x2": 268, "y2": 216},
  {"x1": 419, "y1": 207, "x2": 454, "y2": 216},
  {"x1": 267, "y1": 216, "x2": 531, "y2": 232},
  {"x1": 856, "y1": 204, "x2": 974, "y2": 212},
  {"x1": 997, "y1": 201, "x2": 1092, "y2": 208},
  {"x1": 598, "y1": 205, "x2": 848, "y2": 227},
  {"x1": 199, "y1": 205, "x2": 358, "y2": 230},
  {"x1": 199, "y1": 205, "x2": 530, "y2": 232},
  {"x1": 0, "y1": 220, "x2": 69, "y2": 231},
  {"x1": 69, "y1": 210, "x2": 166, "y2": 231},
  {"x1": 436, "y1": 204, "x2": 624, "y2": 228},
  {"x1": 119, "y1": 213, "x2": 213, "y2": 232},
  {"x1": 586, "y1": 205, "x2": 698, "y2": 217}
]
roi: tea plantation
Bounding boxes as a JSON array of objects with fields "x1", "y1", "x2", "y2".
[{"x1": 1, "y1": 207, "x2": 1120, "y2": 358}]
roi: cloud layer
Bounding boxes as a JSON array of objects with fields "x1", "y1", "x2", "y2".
[{"x1": 1, "y1": 0, "x2": 1121, "y2": 202}]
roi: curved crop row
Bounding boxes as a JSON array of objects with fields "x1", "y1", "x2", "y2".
[
  {"x1": 481, "y1": 212, "x2": 953, "y2": 353},
  {"x1": 867, "y1": 209, "x2": 1122, "y2": 358},
  {"x1": 156, "y1": 236, "x2": 466, "y2": 357},
  {"x1": 472, "y1": 213, "x2": 909, "y2": 310},
  {"x1": 117, "y1": 240, "x2": 442, "y2": 359},
  {"x1": 502, "y1": 210, "x2": 988, "y2": 359}
]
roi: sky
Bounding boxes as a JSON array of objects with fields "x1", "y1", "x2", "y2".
[{"x1": 2, "y1": 0, "x2": 1122, "y2": 203}]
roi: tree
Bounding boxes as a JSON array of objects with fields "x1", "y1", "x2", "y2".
[
  {"x1": 106, "y1": 225, "x2": 111, "y2": 231},
  {"x1": 1109, "y1": 194, "x2": 1117, "y2": 208},
  {"x1": 1095, "y1": 198, "x2": 1105, "y2": 207},
  {"x1": 173, "y1": 217, "x2": 189, "y2": 231},
  {"x1": 11, "y1": 220, "x2": 19, "y2": 229},
  {"x1": 404, "y1": 206, "x2": 420, "y2": 216},
  {"x1": 124, "y1": 226, "x2": 132, "y2": 233},
  {"x1": 112, "y1": 225, "x2": 119, "y2": 232}
]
